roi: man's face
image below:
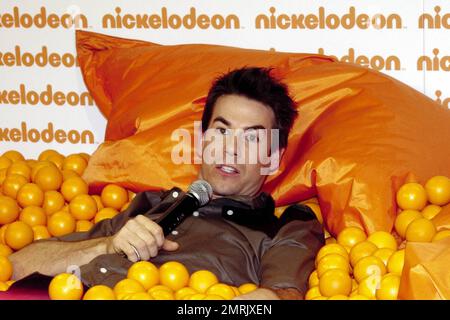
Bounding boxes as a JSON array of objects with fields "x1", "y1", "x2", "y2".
[{"x1": 198, "y1": 94, "x2": 282, "y2": 197}]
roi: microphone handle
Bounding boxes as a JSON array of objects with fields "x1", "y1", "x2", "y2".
[{"x1": 154, "y1": 193, "x2": 199, "y2": 236}]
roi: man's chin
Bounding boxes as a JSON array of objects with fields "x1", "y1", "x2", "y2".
[{"x1": 210, "y1": 185, "x2": 241, "y2": 198}]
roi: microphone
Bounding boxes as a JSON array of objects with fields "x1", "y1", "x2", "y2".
[{"x1": 154, "y1": 180, "x2": 213, "y2": 236}]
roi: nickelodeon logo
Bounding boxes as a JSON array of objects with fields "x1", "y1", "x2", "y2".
[
  {"x1": 417, "y1": 49, "x2": 450, "y2": 71},
  {"x1": 256, "y1": 7, "x2": 402, "y2": 30},
  {"x1": 318, "y1": 48, "x2": 401, "y2": 71},
  {"x1": 0, "y1": 122, "x2": 94, "y2": 144},
  {"x1": 0, "y1": 46, "x2": 78, "y2": 68},
  {"x1": 103, "y1": 7, "x2": 239, "y2": 29},
  {"x1": 0, "y1": 7, "x2": 88, "y2": 29},
  {"x1": 435, "y1": 90, "x2": 450, "y2": 109},
  {"x1": 419, "y1": 6, "x2": 450, "y2": 29},
  {"x1": 0, "y1": 84, "x2": 94, "y2": 107}
]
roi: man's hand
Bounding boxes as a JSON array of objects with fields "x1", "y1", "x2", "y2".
[
  {"x1": 233, "y1": 288, "x2": 280, "y2": 300},
  {"x1": 106, "y1": 215, "x2": 179, "y2": 262}
]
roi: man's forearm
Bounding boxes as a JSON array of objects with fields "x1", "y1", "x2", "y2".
[{"x1": 9, "y1": 237, "x2": 108, "y2": 280}]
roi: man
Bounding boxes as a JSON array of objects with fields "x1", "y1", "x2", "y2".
[{"x1": 10, "y1": 67, "x2": 324, "y2": 299}]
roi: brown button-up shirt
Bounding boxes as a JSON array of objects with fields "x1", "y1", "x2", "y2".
[{"x1": 55, "y1": 188, "x2": 324, "y2": 295}]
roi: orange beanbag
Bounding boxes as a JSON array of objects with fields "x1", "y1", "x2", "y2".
[{"x1": 77, "y1": 30, "x2": 450, "y2": 236}]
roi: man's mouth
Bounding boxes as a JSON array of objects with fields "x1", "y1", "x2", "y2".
[{"x1": 216, "y1": 165, "x2": 240, "y2": 176}]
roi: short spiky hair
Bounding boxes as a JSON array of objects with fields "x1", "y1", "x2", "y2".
[{"x1": 202, "y1": 67, "x2": 298, "y2": 149}]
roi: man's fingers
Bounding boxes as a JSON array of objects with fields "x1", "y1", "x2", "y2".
[
  {"x1": 162, "y1": 239, "x2": 179, "y2": 251},
  {"x1": 135, "y1": 215, "x2": 164, "y2": 247},
  {"x1": 131, "y1": 224, "x2": 159, "y2": 258},
  {"x1": 123, "y1": 229, "x2": 151, "y2": 261}
]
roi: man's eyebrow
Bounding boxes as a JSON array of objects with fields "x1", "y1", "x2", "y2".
[
  {"x1": 243, "y1": 125, "x2": 266, "y2": 131},
  {"x1": 212, "y1": 117, "x2": 267, "y2": 131},
  {"x1": 212, "y1": 116, "x2": 231, "y2": 126}
]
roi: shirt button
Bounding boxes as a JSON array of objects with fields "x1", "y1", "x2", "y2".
[
  {"x1": 172, "y1": 191, "x2": 179, "y2": 198},
  {"x1": 100, "y1": 268, "x2": 107, "y2": 274},
  {"x1": 192, "y1": 211, "x2": 199, "y2": 217},
  {"x1": 171, "y1": 230, "x2": 179, "y2": 235},
  {"x1": 226, "y1": 209, "x2": 234, "y2": 216}
]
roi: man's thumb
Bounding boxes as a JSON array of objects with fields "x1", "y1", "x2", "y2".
[{"x1": 162, "y1": 239, "x2": 179, "y2": 251}]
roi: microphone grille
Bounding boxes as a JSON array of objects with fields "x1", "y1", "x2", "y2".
[{"x1": 188, "y1": 180, "x2": 213, "y2": 206}]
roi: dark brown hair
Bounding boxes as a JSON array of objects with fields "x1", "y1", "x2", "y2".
[{"x1": 202, "y1": 67, "x2": 298, "y2": 149}]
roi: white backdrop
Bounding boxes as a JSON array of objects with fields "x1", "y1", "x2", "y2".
[{"x1": 0, "y1": 0, "x2": 449, "y2": 159}]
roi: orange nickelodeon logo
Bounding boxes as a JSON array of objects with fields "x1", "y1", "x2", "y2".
[
  {"x1": 419, "y1": 6, "x2": 450, "y2": 29},
  {"x1": 255, "y1": 6, "x2": 402, "y2": 30},
  {"x1": 102, "y1": 7, "x2": 240, "y2": 29},
  {"x1": 417, "y1": 49, "x2": 450, "y2": 71},
  {"x1": 0, "y1": 46, "x2": 79, "y2": 68},
  {"x1": 0, "y1": 84, "x2": 94, "y2": 107},
  {"x1": 0, "y1": 122, "x2": 95, "y2": 144},
  {"x1": 318, "y1": 48, "x2": 401, "y2": 71},
  {"x1": 0, "y1": 6, "x2": 88, "y2": 29},
  {"x1": 435, "y1": 90, "x2": 450, "y2": 109}
]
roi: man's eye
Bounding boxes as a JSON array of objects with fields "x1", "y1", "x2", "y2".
[
  {"x1": 216, "y1": 127, "x2": 230, "y2": 135},
  {"x1": 245, "y1": 132, "x2": 259, "y2": 143}
]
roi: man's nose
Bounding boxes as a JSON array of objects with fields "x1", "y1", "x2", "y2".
[{"x1": 224, "y1": 132, "x2": 238, "y2": 157}]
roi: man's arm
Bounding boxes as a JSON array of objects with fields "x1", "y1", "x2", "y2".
[
  {"x1": 9, "y1": 237, "x2": 108, "y2": 280},
  {"x1": 257, "y1": 205, "x2": 325, "y2": 300},
  {"x1": 9, "y1": 215, "x2": 179, "y2": 281}
]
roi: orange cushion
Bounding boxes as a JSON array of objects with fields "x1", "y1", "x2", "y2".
[{"x1": 77, "y1": 30, "x2": 450, "y2": 236}]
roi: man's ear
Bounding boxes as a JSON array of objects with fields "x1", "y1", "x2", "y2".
[{"x1": 264, "y1": 147, "x2": 285, "y2": 175}]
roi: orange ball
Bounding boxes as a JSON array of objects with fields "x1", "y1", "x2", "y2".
[
  {"x1": 0, "y1": 256, "x2": 13, "y2": 282},
  {"x1": 49, "y1": 273, "x2": 84, "y2": 300},
  {"x1": 38, "y1": 149, "x2": 61, "y2": 162},
  {"x1": 83, "y1": 285, "x2": 115, "y2": 300},
  {"x1": 0, "y1": 196, "x2": 20, "y2": 225},
  {"x1": 94, "y1": 208, "x2": 119, "y2": 224},
  {"x1": 47, "y1": 211, "x2": 76, "y2": 237},
  {"x1": 42, "y1": 191, "x2": 65, "y2": 215},
  {"x1": 61, "y1": 169, "x2": 79, "y2": 181},
  {"x1": 318, "y1": 269, "x2": 352, "y2": 297},
  {"x1": 421, "y1": 205, "x2": 442, "y2": 220},
  {"x1": 0, "y1": 156, "x2": 12, "y2": 170},
  {"x1": 31, "y1": 161, "x2": 56, "y2": 182},
  {"x1": 0, "y1": 168, "x2": 7, "y2": 185},
  {"x1": 19, "y1": 206, "x2": 47, "y2": 227},
  {"x1": 5, "y1": 221, "x2": 34, "y2": 250},
  {"x1": 69, "y1": 194, "x2": 98, "y2": 221},
  {"x1": 62, "y1": 154, "x2": 87, "y2": 176},
  {"x1": 405, "y1": 218, "x2": 436, "y2": 242},
  {"x1": 394, "y1": 210, "x2": 422, "y2": 239},
  {"x1": 60, "y1": 177, "x2": 88, "y2": 202},
  {"x1": 0, "y1": 244, "x2": 13, "y2": 257},
  {"x1": 2, "y1": 150, "x2": 25, "y2": 163},
  {"x1": 32, "y1": 225, "x2": 51, "y2": 241},
  {"x1": 353, "y1": 256, "x2": 386, "y2": 283},
  {"x1": 189, "y1": 270, "x2": 219, "y2": 293},
  {"x1": 127, "y1": 261, "x2": 160, "y2": 290},
  {"x1": 6, "y1": 161, "x2": 31, "y2": 181},
  {"x1": 396, "y1": 183, "x2": 428, "y2": 211},
  {"x1": 0, "y1": 225, "x2": 8, "y2": 244},
  {"x1": 159, "y1": 261, "x2": 190, "y2": 291},
  {"x1": 16, "y1": 183, "x2": 44, "y2": 208},
  {"x1": 76, "y1": 220, "x2": 94, "y2": 232},
  {"x1": 34, "y1": 165, "x2": 63, "y2": 191},
  {"x1": 113, "y1": 279, "x2": 145, "y2": 300},
  {"x1": 101, "y1": 184, "x2": 128, "y2": 210},
  {"x1": 47, "y1": 154, "x2": 65, "y2": 170},
  {"x1": 424, "y1": 176, "x2": 450, "y2": 206},
  {"x1": 92, "y1": 195, "x2": 104, "y2": 211},
  {"x1": 2, "y1": 174, "x2": 28, "y2": 199},
  {"x1": 337, "y1": 227, "x2": 367, "y2": 248},
  {"x1": 317, "y1": 253, "x2": 350, "y2": 277}
]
